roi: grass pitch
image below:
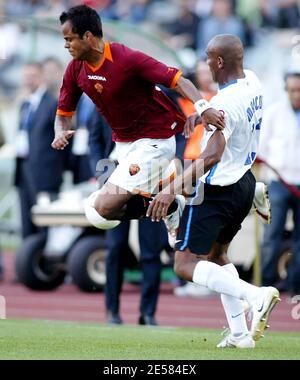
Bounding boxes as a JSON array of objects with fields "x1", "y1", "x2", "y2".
[{"x1": 1, "y1": 319, "x2": 300, "y2": 360}]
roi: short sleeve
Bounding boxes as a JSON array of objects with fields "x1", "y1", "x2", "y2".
[
  {"x1": 126, "y1": 48, "x2": 182, "y2": 89},
  {"x1": 57, "y1": 61, "x2": 83, "y2": 116},
  {"x1": 210, "y1": 97, "x2": 235, "y2": 141}
]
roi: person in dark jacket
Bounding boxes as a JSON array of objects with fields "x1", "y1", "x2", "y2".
[{"x1": 14, "y1": 62, "x2": 67, "y2": 238}]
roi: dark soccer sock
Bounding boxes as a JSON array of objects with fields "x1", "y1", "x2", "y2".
[{"x1": 120, "y1": 195, "x2": 178, "y2": 220}]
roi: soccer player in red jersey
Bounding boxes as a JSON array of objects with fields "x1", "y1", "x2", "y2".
[{"x1": 51, "y1": 4, "x2": 224, "y2": 236}]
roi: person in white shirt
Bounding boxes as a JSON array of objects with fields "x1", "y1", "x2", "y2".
[
  {"x1": 258, "y1": 72, "x2": 300, "y2": 295},
  {"x1": 147, "y1": 34, "x2": 280, "y2": 349}
]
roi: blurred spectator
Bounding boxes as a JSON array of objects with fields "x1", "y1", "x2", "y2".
[
  {"x1": 36, "y1": 0, "x2": 66, "y2": 19},
  {"x1": 14, "y1": 62, "x2": 67, "y2": 238},
  {"x1": 194, "y1": 59, "x2": 218, "y2": 97},
  {"x1": 131, "y1": 0, "x2": 151, "y2": 23},
  {"x1": 42, "y1": 56, "x2": 64, "y2": 97},
  {"x1": 277, "y1": 0, "x2": 299, "y2": 28},
  {"x1": 125, "y1": 0, "x2": 150, "y2": 23},
  {"x1": 94, "y1": 0, "x2": 117, "y2": 19},
  {"x1": 0, "y1": 6, "x2": 21, "y2": 97},
  {"x1": 87, "y1": 108, "x2": 168, "y2": 326},
  {"x1": 100, "y1": 0, "x2": 150, "y2": 23},
  {"x1": 162, "y1": 0, "x2": 200, "y2": 50},
  {"x1": 70, "y1": 0, "x2": 114, "y2": 12},
  {"x1": 0, "y1": 121, "x2": 5, "y2": 282},
  {"x1": 105, "y1": 219, "x2": 167, "y2": 326},
  {"x1": 194, "y1": 0, "x2": 213, "y2": 18},
  {"x1": 146, "y1": 0, "x2": 179, "y2": 24},
  {"x1": 196, "y1": 0, "x2": 246, "y2": 58},
  {"x1": 88, "y1": 107, "x2": 114, "y2": 174},
  {"x1": 258, "y1": 72, "x2": 300, "y2": 295},
  {"x1": 259, "y1": 0, "x2": 299, "y2": 28},
  {"x1": 258, "y1": 0, "x2": 278, "y2": 26},
  {"x1": 66, "y1": 93, "x2": 94, "y2": 184},
  {"x1": 234, "y1": 0, "x2": 259, "y2": 46},
  {"x1": 42, "y1": 57, "x2": 93, "y2": 183},
  {"x1": 4, "y1": 0, "x2": 42, "y2": 17},
  {"x1": 236, "y1": 0, "x2": 262, "y2": 28}
]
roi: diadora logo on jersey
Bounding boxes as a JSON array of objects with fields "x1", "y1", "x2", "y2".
[{"x1": 87, "y1": 75, "x2": 107, "y2": 81}]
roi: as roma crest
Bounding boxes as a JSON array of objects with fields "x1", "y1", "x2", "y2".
[
  {"x1": 129, "y1": 164, "x2": 140, "y2": 176},
  {"x1": 95, "y1": 83, "x2": 103, "y2": 93}
]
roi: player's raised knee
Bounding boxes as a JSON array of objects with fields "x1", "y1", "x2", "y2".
[{"x1": 84, "y1": 190, "x2": 120, "y2": 230}]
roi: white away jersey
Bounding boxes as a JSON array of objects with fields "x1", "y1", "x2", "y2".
[{"x1": 200, "y1": 70, "x2": 263, "y2": 186}]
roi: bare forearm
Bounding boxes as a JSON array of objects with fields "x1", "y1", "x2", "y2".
[
  {"x1": 54, "y1": 115, "x2": 73, "y2": 133},
  {"x1": 167, "y1": 156, "x2": 217, "y2": 196},
  {"x1": 175, "y1": 76, "x2": 225, "y2": 130},
  {"x1": 174, "y1": 76, "x2": 203, "y2": 103},
  {"x1": 164, "y1": 131, "x2": 225, "y2": 196},
  {"x1": 52, "y1": 115, "x2": 75, "y2": 150},
  {"x1": 147, "y1": 130, "x2": 226, "y2": 221}
]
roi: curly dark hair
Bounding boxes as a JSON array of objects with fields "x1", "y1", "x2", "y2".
[{"x1": 59, "y1": 4, "x2": 103, "y2": 38}]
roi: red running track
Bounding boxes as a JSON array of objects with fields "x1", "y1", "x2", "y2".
[{"x1": 1, "y1": 253, "x2": 299, "y2": 332}]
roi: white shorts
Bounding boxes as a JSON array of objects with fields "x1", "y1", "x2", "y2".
[{"x1": 108, "y1": 136, "x2": 176, "y2": 196}]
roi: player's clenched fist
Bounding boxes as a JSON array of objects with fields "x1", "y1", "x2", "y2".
[
  {"x1": 201, "y1": 108, "x2": 225, "y2": 131},
  {"x1": 51, "y1": 130, "x2": 75, "y2": 150}
]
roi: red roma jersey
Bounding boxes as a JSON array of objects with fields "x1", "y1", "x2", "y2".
[{"x1": 57, "y1": 42, "x2": 186, "y2": 142}]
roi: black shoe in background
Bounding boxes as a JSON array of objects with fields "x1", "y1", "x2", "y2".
[
  {"x1": 289, "y1": 289, "x2": 300, "y2": 298},
  {"x1": 138, "y1": 315, "x2": 158, "y2": 326},
  {"x1": 274, "y1": 279, "x2": 288, "y2": 292},
  {"x1": 106, "y1": 311, "x2": 123, "y2": 325}
]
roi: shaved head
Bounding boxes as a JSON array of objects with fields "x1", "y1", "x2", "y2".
[
  {"x1": 207, "y1": 34, "x2": 243, "y2": 66},
  {"x1": 205, "y1": 34, "x2": 244, "y2": 84}
]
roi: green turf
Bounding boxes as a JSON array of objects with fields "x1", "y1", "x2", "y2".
[{"x1": 1, "y1": 319, "x2": 300, "y2": 360}]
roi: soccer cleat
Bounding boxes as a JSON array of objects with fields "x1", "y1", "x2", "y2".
[
  {"x1": 250, "y1": 286, "x2": 280, "y2": 341},
  {"x1": 164, "y1": 195, "x2": 185, "y2": 248},
  {"x1": 253, "y1": 182, "x2": 271, "y2": 224},
  {"x1": 217, "y1": 331, "x2": 255, "y2": 348}
]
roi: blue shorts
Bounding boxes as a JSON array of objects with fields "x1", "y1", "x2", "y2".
[{"x1": 174, "y1": 170, "x2": 256, "y2": 255}]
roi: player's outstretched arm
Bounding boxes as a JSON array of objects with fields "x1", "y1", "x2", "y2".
[
  {"x1": 147, "y1": 131, "x2": 226, "y2": 221},
  {"x1": 51, "y1": 115, "x2": 75, "y2": 150},
  {"x1": 174, "y1": 76, "x2": 225, "y2": 136}
]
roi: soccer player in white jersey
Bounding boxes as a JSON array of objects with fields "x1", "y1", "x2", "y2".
[{"x1": 147, "y1": 34, "x2": 280, "y2": 348}]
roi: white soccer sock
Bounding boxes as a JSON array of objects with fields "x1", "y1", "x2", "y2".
[
  {"x1": 220, "y1": 264, "x2": 248, "y2": 336},
  {"x1": 192, "y1": 260, "x2": 259, "y2": 304}
]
